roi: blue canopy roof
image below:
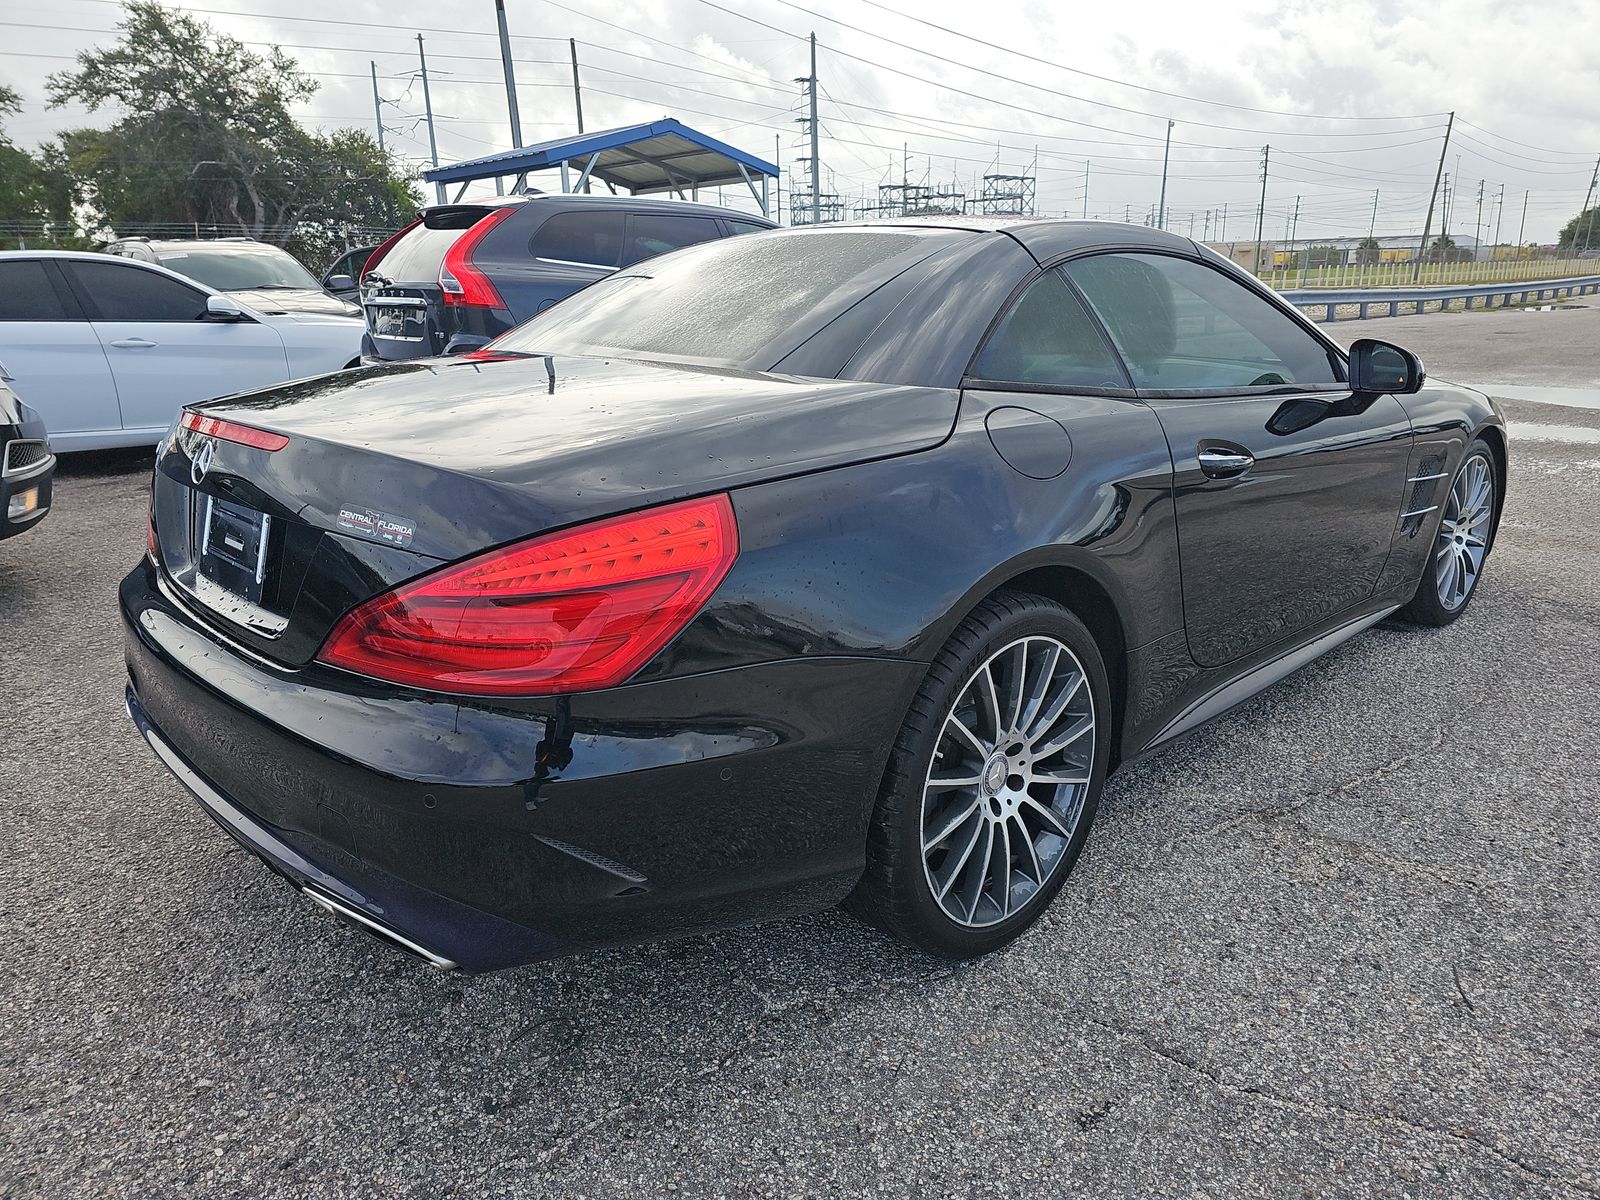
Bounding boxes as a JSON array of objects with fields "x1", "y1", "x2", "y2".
[{"x1": 422, "y1": 119, "x2": 778, "y2": 196}]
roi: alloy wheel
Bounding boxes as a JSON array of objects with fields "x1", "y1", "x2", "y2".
[
  {"x1": 920, "y1": 636, "x2": 1096, "y2": 929},
  {"x1": 1436, "y1": 453, "x2": 1493, "y2": 610}
]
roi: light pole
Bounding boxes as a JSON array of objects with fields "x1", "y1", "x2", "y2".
[{"x1": 1156, "y1": 119, "x2": 1175, "y2": 230}]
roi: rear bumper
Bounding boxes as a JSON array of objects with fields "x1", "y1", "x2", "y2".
[{"x1": 120, "y1": 556, "x2": 918, "y2": 970}]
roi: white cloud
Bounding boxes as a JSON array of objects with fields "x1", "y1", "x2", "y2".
[{"x1": 2, "y1": 0, "x2": 1595, "y2": 240}]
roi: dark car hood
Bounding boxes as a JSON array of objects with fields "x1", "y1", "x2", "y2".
[
  {"x1": 229, "y1": 287, "x2": 361, "y2": 318},
  {"x1": 197, "y1": 353, "x2": 959, "y2": 559}
]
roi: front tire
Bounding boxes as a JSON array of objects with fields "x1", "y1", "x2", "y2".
[
  {"x1": 848, "y1": 591, "x2": 1111, "y2": 958},
  {"x1": 1400, "y1": 439, "x2": 1498, "y2": 626}
]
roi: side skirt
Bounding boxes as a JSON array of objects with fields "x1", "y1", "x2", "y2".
[{"x1": 1138, "y1": 604, "x2": 1400, "y2": 755}]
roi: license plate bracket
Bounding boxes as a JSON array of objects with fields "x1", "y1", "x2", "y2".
[{"x1": 199, "y1": 495, "x2": 271, "y2": 605}]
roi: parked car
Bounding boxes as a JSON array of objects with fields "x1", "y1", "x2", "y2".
[
  {"x1": 0, "y1": 363, "x2": 53, "y2": 539},
  {"x1": 0, "y1": 251, "x2": 365, "y2": 451},
  {"x1": 320, "y1": 244, "x2": 377, "y2": 303},
  {"x1": 359, "y1": 194, "x2": 774, "y2": 361},
  {"x1": 105, "y1": 237, "x2": 361, "y2": 318},
  {"x1": 123, "y1": 221, "x2": 1505, "y2": 971}
]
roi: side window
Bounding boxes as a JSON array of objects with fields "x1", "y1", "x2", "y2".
[
  {"x1": 529, "y1": 211, "x2": 625, "y2": 267},
  {"x1": 726, "y1": 219, "x2": 771, "y2": 236},
  {"x1": 970, "y1": 268, "x2": 1129, "y2": 390},
  {"x1": 66, "y1": 260, "x2": 209, "y2": 321},
  {"x1": 0, "y1": 261, "x2": 73, "y2": 321},
  {"x1": 1064, "y1": 253, "x2": 1339, "y2": 391},
  {"x1": 620, "y1": 213, "x2": 721, "y2": 267}
]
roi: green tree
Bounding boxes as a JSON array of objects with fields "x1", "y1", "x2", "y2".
[
  {"x1": 1558, "y1": 206, "x2": 1599, "y2": 251},
  {"x1": 1426, "y1": 234, "x2": 1460, "y2": 263},
  {"x1": 46, "y1": 2, "x2": 419, "y2": 263},
  {"x1": 0, "y1": 84, "x2": 67, "y2": 249},
  {"x1": 1354, "y1": 236, "x2": 1381, "y2": 266}
]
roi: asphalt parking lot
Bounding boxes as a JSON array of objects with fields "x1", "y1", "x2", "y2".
[{"x1": 4, "y1": 305, "x2": 1597, "y2": 1199}]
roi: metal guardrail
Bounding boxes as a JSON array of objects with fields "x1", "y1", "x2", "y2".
[{"x1": 1279, "y1": 275, "x2": 1600, "y2": 322}]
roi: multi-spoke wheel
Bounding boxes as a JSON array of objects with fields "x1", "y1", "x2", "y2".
[
  {"x1": 1435, "y1": 453, "x2": 1493, "y2": 611},
  {"x1": 921, "y1": 636, "x2": 1094, "y2": 928},
  {"x1": 848, "y1": 591, "x2": 1110, "y2": 958},
  {"x1": 1402, "y1": 439, "x2": 1499, "y2": 627}
]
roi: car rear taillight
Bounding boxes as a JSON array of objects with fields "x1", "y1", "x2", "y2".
[
  {"x1": 180, "y1": 411, "x2": 289, "y2": 451},
  {"x1": 317, "y1": 494, "x2": 738, "y2": 696},
  {"x1": 439, "y1": 207, "x2": 516, "y2": 309},
  {"x1": 362, "y1": 218, "x2": 420, "y2": 282}
]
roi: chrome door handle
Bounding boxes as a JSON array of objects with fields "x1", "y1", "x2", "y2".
[
  {"x1": 110, "y1": 337, "x2": 158, "y2": 349},
  {"x1": 1197, "y1": 446, "x2": 1255, "y2": 479}
]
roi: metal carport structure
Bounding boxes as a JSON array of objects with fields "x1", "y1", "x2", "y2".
[{"x1": 421, "y1": 119, "x2": 779, "y2": 216}]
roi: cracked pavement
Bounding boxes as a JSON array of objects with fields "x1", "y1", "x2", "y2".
[{"x1": 3, "y1": 305, "x2": 1598, "y2": 1198}]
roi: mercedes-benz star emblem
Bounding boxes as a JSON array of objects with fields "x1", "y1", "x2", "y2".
[{"x1": 190, "y1": 439, "x2": 215, "y2": 486}]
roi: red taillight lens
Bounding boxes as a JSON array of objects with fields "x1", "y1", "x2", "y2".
[
  {"x1": 180, "y1": 411, "x2": 289, "y2": 451},
  {"x1": 317, "y1": 494, "x2": 739, "y2": 696},
  {"x1": 439, "y1": 207, "x2": 516, "y2": 309},
  {"x1": 362, "y1": 217, "x2": 420, "y2": 282}
]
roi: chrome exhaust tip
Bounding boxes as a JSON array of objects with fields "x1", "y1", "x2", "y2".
[{"x1": 302, "y1": 887, "x2": 458, "y2": 971}]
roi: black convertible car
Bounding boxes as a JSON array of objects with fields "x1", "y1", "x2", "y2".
[{"x1": 121, "y1": 220, "x2": 1504, "y2": 971}]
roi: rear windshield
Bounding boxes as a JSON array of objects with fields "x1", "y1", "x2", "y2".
[
  {"x1": 156, "y1": 246, "x2": 320, "y2": 291},
  {"x1": 373, "y1": 212, "x2": 490, "y2": 283},
  {"x1": 490, "y1": 227, "x2": 965, "y2": 366}
]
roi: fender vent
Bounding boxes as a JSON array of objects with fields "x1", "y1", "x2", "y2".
[{"x1": 1398, "y1": 453, "x2": 1447, "y2": 537}]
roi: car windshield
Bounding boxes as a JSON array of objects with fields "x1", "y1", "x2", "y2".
[
  {"x1": 490, "y1": 227, "x2": 968, "y2": 367},
  {"x1": 154, "y1": 246, "x2": 321, "y2": 292}
]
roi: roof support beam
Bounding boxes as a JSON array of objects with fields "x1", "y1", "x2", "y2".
[
  {"x1": 573, "y1": 152, "x2": 601, "y2": 194},
  {"x1": 737, "y1": 162, "x2": 768, "y2": 216}
]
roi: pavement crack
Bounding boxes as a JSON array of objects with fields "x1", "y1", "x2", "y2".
[
  {"x1": 1452, "y1": 962, "x2": 1476, "y2": 1013},
  {"x1": 1010, "y1": 976, "x2": 1594, "y2": 1196}
]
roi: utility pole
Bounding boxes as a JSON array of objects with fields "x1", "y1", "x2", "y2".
[
  {"x1": 1580, "y1": 155, "x2": 1600, "y2": 252},
  {"x1": 1156, "y1": 119, "x2": 1174, "y2": 230},
  {"x1": 1367, "y1": 188, "x2": 1379, "y2": 241},
  {"x1": 1082, "y1": 159, "x2": 1089, "y2": 219},
  {"x1": 1220, "y1": 202, "x2": 1227, "y2": 242},
  {"x1": 417, "y1": 35, "x2": 443, "y2": 203},
  {"x1": 493, "y1": 0, "x2": 522, "y2": 148},
  {"x1": 775, "y1": 133, "x2": 782, "y2": 225},
  {"x1": 809, "y1": 33, "x2": 820, "y2": 224},
  {"x1": 1413, "y1": 110, "x2": 1454, "y2": 282},
  {"x1": 1493, "y1": 183, "x2": 1505, "y2": 253},
  {"x1": 1516, "y1": 189, "x2": 1529, "y2": 253},
  {"x1": 1474, "y1": 179, "x2": 1484, "y2": 261},
  {"x1": 570, "y1": 39, "x2": 585, "y2": 133},
  {"x1": 1286, "y1": 194, "x2": 1300, "y2": 273},
  {"x1": 1253, "y1": 144, "x2": 1270, "y2": 277},
  {"x1": 369, "y1": 62, "x2": 384, "y2": 152}
]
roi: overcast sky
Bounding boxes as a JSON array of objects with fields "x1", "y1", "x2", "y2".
[{"x1": 3, "y1": 0, "x2": 1597, "y2": 242}]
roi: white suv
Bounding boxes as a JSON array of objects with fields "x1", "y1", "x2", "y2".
[{"x1": 0, "y1": 251, "x2": 366, "y2": 451}]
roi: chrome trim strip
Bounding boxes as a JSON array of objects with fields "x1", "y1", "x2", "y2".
[
  {"x1": 302, "y1": 888, "x2": 459, "y2": 971},
  {"x1": 1407, "y1": 471, "x2": 1448, "y2": 482},
  {"x1": 1400, "y1": 505, "x2": 1440, "y2": 518},
  {"x1": 1147, "y1": 606, "x2": 1400, "y2": 750},
  {"x1": 363, "y1": 296, "x2": 428, "y2": 308}
]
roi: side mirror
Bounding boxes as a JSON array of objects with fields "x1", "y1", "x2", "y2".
[
  {"x1": 1349, "y1": 338, "x2": 1424, "y2": 394},
  {"x1": 325, "y1": 274, "x2": 356, "y2": 292},
  {"x1": 205, "y1": 295, "x2": 246, "y2": 322}
]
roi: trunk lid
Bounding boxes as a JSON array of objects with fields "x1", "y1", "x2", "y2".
[
  {"x1": 362, "y1": 206, "x2": 495, "y2": 360},
  {"x1": 156, "y1": 353, "x2": 957, "y2": 666}
]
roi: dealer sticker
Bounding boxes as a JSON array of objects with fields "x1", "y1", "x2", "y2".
[{"x1": 337, "y1": 505, "x2": 416, "y2": 548}]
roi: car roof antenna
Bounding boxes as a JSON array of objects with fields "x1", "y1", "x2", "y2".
[{"x1": 545, "y1": 354, "x2": 557, "y2": 394}]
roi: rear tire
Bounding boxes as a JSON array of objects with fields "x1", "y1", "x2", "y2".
[
  {"x1": 847, "y1": 591, "x2": 1111, "y2": 958},
  {"x1": 1400, "y1": 439, "x2": 1498, "y2": 627}
]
